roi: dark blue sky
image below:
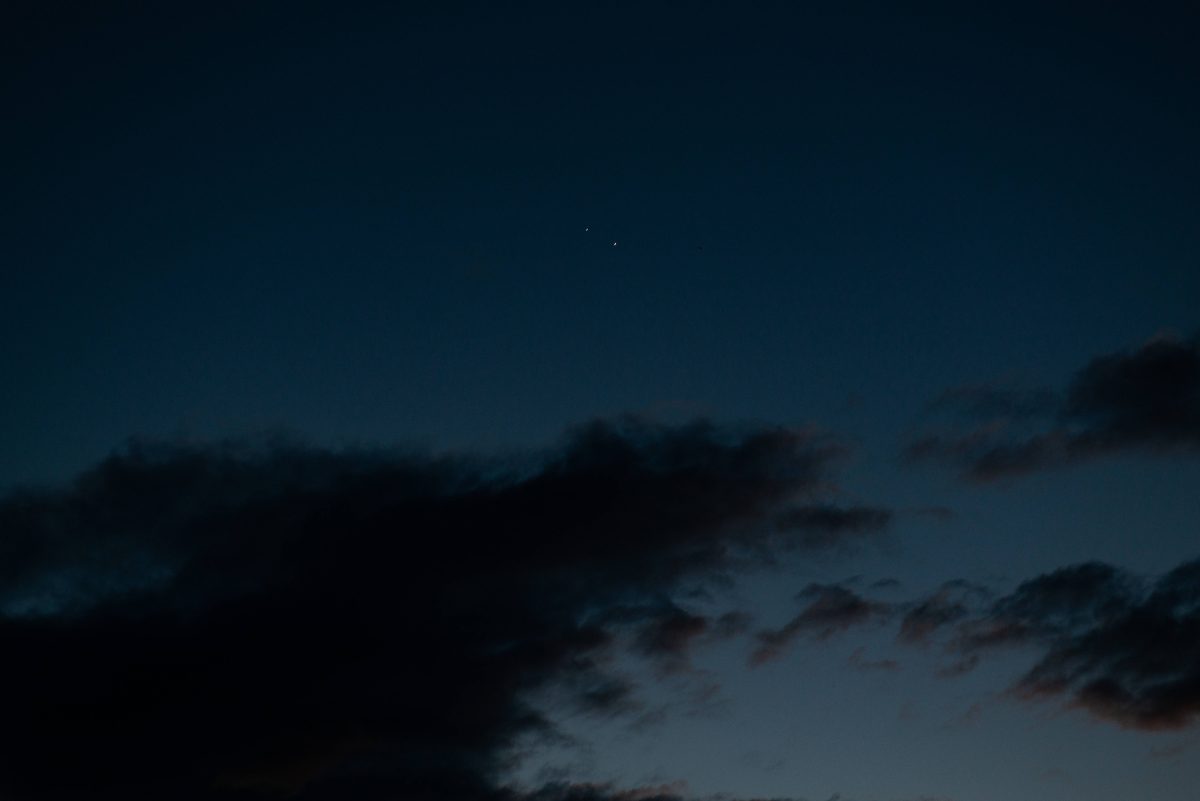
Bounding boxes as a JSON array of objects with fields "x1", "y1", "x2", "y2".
[
  {"x1": 6, "y1": 2, "x2": 1198, "y2": 484},
  {"x1": 2, "y1": 4, "x2": 1198, "y2": 800}
]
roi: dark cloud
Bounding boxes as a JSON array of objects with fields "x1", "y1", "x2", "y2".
[
  {"x1": 516, "y1": 782, "x2": 691, "y2": 801},
  {"x1": 934, "y1": 655, "x2": 980, "y2": 680},
  {"x1": 774, "y1": 504, "x2": 893, "y2": 552},
  {"x1": 630, "y1": 609, "x2": 712, "y2": 676},
  {"x1": 712, "y1": 610, "x2": 755, "y2": 639},
  {"x1": 899, "y1": 595, "x2": 969, "y2": 645},
  {"x1": 907, "y1": 334, "x2": 1200, "y2": 480},
  {"x1": 0, "y1": 418, "x2": 845, "y2": 801},
  {"x1": 952, "y1": 558, "x2": 1200, "y2": 730},
  {"x1": 751, "y1": 584, "x2": 890, "y2": 666},
  {"x1": 898, "y1": 580, "x2": 989, "y2": 645},
  {"x1": 628, "y1": 608, "x2": 754, "y2": 675}
]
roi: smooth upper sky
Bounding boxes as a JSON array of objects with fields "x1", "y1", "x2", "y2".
[{"x1": 2, "y1": 3, "x2": 1198, "y2": 801}]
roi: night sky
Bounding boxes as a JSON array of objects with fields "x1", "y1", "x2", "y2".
[{"x1": 2, "y1": 3, "x2": 1199, "y2": 800}]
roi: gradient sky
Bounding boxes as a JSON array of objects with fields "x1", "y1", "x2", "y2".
[{"x1": 2, "y1": 3, "x2": 1199, "y2": 801}]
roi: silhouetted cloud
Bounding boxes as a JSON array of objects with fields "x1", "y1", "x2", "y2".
[
  {"x1": 516, "y1": 782, "x2": 691, "y2": 801},
  {"x1": 712, "y1": 610, "x2": 755, "y2": 639},
  {"x1": 900, "y1": 595, "x2": 969, "y2": 645},
  {"x1": 898, "y1": 580, "x2": 989, "y2": 645},
  {"x1": 751, "y1": 584, "x2": 890, "y2": 666},
  {"x1": 629, "y1": 608, "x2": 755, "y2": 675},
  {"x1": 907, "y1": 334, "x2": 1200, "y2": 480},
  {"x1": 633, "y1": 609, "x2": 711, "y2": 664},
  {"x1": 774, "y1": 504, "x2": 893, "y2": 551},
  {"x1": 952, "y1": 558, "x2": 1200, "y2": 730},
  {"x1": 0, "y1": 418, "x2": 849, "y2": 801},
  {"x1": 934, "y1": 655, "x2": 980, "y2": 679}
]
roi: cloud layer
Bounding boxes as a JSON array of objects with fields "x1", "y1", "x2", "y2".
[
  {"x1": 952, "y1": 559, "x2": 1200, "y2": 730},
  {"x1": 751, "y1": 584, "x2": 890, "y2": 666},
  {"x1": 740, "y1": 558, "x2": 1200, "y2": 733},
  {"x1": 0, "y1": 418, "x2": 861, "y2": 801},
  {"x1": 908, "y1": 334, "x2": 1200, "y2": 480}
]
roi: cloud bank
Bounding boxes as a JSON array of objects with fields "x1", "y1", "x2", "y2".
[
  {"x1": 742, "y1": 557, "x2": 1200, "y2": 733},
  {"x1": 908, "y1": 334, "x2": 1200, "y2": 480},
  {"x1": 0, "y1": 418, "x2": 869, "y2": 801},
  {"x1": 951, "y1": 558, "x2": 1200, "y2": 730}
]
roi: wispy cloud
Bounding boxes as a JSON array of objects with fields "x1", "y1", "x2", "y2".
[
  {"x1": 907, "y1": 334, "x2": 1200, "y2": 480},
  {"x1": 751, "y1": 584, "x2": 891, "y2": 666},
  {"x1": 917, "y1": 559, "x2": 1200, "y2": 730}
]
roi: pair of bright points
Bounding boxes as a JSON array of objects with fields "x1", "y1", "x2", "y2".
[{"x1": 584, "y1": 226, "x2": 616, "y2": 246}]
